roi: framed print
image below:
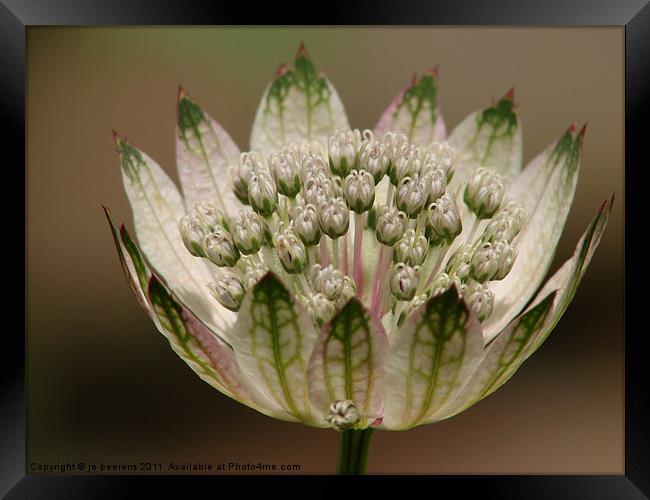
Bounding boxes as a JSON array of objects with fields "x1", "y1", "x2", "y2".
[{"x1": 6, "y1": 0, "x2": 648, "y2": 496}]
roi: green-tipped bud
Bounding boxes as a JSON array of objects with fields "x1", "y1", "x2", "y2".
[
  {"x1": 493, "y1": 240, "x2": 517, "y2": 280},
  {"x1": 207, "y1": 272, "x2": 245, "y2": 312},
  {"x1": 203, "y1": 226, "x2": 240, "y2": 267},
  {"x1": 318, "y1": 197, "x2": 350, "y2": 239},
  {"x1": 429, "y1": 272, "x2": 452, "y2": 297},
  {"x1": 232, "y1": 209, "x2": 267, "y2": 255},
  {"x1": 292, "y1": 203, "x2": 321, "y2": 246},
  {"x1": 269, "y1": 151, "x2": 301, "y2": 198},
  {"x1": 376, "y1": 205, "x2": 408, "y2": 246},
  {"x1": 248, "y1": 171, "x2": 278, "y2": 217},
  {"x1": 230, "y1": 165, "x2": 250, "y2": 205},
  {"x1": 273, "y1": 228, "x2": 308, "y2": 274},
  {"x1": 483, "y1": 199, "x2": 525, "y2": 242},
  {"x1": 390, "y1": 262, "x2": 419, "y2": 302},
  {"x1": 395, "y1": 174, "x2": 429, "y2": 218},
  {"x1": 328, "y1": 129, "x2": 361, "y2": 177},
  {"x1": 303, "y1": 175, "x2": 333, "y2": 207},
  {"x1": 393, "y1": 229, "x2": 429, "y2": 266},
  {"x1": 462, "y1": 279, "x2": 495, "y2": 322},
  {"x1": 192, "y1": 200, "x2": 229, "y2": 231},
  {"x1": 179, "y1": 214, "x2": 207, "y2": 257},
  {"x1": 426, "y1": 193, "x2": 463, "y2": 245},
  {"x1": 464, "y1": 168, "x2": 505, "y2": 219},
  {"x1": 470, "y1": 240, "x2": 517, "y2": 282},
  {"x1": 359, "y1": 138, "x2": 390, "y2": 183},
  {"x1": 343, "y1": 169, "x2": 375, "y2": 213}
]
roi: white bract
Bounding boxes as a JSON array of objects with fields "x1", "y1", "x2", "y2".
[{"x1": 106, "y1": 46, "x2": 612, "y2": 431}]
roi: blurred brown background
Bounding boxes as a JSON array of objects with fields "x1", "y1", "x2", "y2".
[{"x1": 27, "y1": 27, "x2": 623, "y2": 474}]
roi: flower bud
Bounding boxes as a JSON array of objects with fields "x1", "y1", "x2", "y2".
[
  {"x1": 428, "y1": 141, "x2": 456, "y2": 177},
  {"x1": 203, "y1": 226, "x2": 240, "y2": 267},
  {"x1": 393, "y1": 229, "x2": 428, "y2": 266},
  {"x1": 359, "y1": 139, "x2": 389, "y2": 183},
  {"x1": 318, "y1": 197, "x2": 350, "y2": 239},
  {"x1": 334, "y1": 276, "x2": 357, "y2": 309},
  {"x1": 301, "y1": 152, "x2": 329, "y2": 181},
  {"x1": 445, "y1": 244, "x2": 474, "y2": 281},
  {"x1": 312, "y1": 264, "x2": 345, "y2": 301},
  {"x1": 309, "y1": 292, "x2": 336, "y2": 326},
  {"x1": 303, "y1": 175, "x2": 333, "y2": 207},
  {"x1": 207, "y1": 272, "x2": 245, "y2": 312},
  {"x1": 462, "y1": 279, "x2": 495, "y2": 322},
  {"x1": 390, "y1": 262, "x2": 419, "y2": 301},
  {"x1": 389, "y1": 144, "x2": 417, "y2": 185},
  {"x1": 429, "y1": 272, "x2": 452, "y2": 297},
  {"x1": 248, "y1": 171, "x2": 278, "y2": 217},
  {"x1": 273, "y1": 229, "x2": 308, "y2": 274},
  {"x1": 395, "y1": 174, "x2": 429, "y2": 218},
  {"x1": 241, "y1": 257, "x2": 267, "y2": 289},
  {"x1": 464, "y1": 168, "x2": 505, "y2": 219},
  {"x1": 425, "y1": 166, "x2": 447, "y2": 203},
  {"x1": 268, "y1": 151, "x2": 301, "y2": 198},
  {"x1": 343, "y1": 169, "x2": 375, "y2": 213},
  {"x1": 292, "y1": 204, "x2": 322, "y2": 246},
  {"x1": 375, "y1": 205, "x2": 408, "y2": 246},
  {"x1": 469, "y1": 241, "x2": 500, "y2": 283},
  {"x1": 192, "y1": 201, "x2": 229, "y2": 231},
  {"x1": 381, "y1": 131, "x2": 409, "y2": 163},
  {"x1": 232, "y1": 209, "x2": 267, "y2": 255},
  {"x1": 426, "y1": 193, "x2": 463, "y2": 245},
  {"x1": 327, "y1": 400, "x2": 360, "y2": 429},
  {"x1": 238, "y1": 151, "x2": 264, "y2": 185},
  {"x1": 179, "y1": 214, "x2": 207, "y2": 257},
  {"x1": 328, "y1": 129, "x2": 361, "y2": 177},
  {"x1": 492, "y1": 240, "x2": 517, "y2": 280},
  {"x1": 483, "y1": 199, "x2": 525, "y2": 242},
  {"x1": 230, "y1": 166, "x2": 250, "y2": 205}
]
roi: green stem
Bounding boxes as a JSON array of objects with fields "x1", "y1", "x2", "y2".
[{"x1": 336, "y1": 429, "x2": 375, "y2": 474}]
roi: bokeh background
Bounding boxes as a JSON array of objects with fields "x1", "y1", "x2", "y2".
[{"x1": 27, "y1": 27, "x2": 623, "y2": 474}]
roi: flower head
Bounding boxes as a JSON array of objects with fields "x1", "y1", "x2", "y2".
[{"x1": 106, "y1": 46, "x2": 611, "y2": 436}]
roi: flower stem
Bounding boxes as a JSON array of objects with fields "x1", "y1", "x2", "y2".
[
  {"x1": 353, "y1": 212, "x2": 365, "y2": 293},
  {"x1": 336, "y1": 429, "x2": 375, "y2": 474}
]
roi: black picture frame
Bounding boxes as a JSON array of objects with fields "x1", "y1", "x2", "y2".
[{"x1": 7, "y1": 0, "x2": 647, "y2": 496}]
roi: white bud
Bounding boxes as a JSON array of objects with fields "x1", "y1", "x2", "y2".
[
  {"x1": 393, "y1": 229, "x2": 429, "y2": 266},
  {"x1": 464, "y1": 168, "x2": 505, "y2": 219},
  {"x1": 301, "y1": 152, "x2": 329, "y2": 181},
  {"x1": 343, "y1": 169, "x2": 376, "y2": 213},
  {"x1": 268, "y1": 151, "x2": 301, "y2": 198},
  {"x1": 327, "y1": 400, "x2": 360, "y2": 429},
  {"x1": 179, "y1": 214, "x2": 208, "y2": 257},
  {"x1": 318, "y1": 197, "x2": 350, "y2": 238},
  {"x1": 328, "y1": 129, "x2": 362, "y2": 177},
  {"x1": 381, "y1": 131, "x2": 409, "y2": 163},
  {"x1": 376, "y1": 205, "x2": 408, "y2": 246},
  {"x1": 229, "y1": 165, "x2": 250, "y2": 205},
  {"x1": 192, "y1": 201, "x2": 228, "y2": 231},
  {"x1": 203, "y1": 226, "x2": 240, "y2": 267},
  {"x1": 389, "y1": 143, "x2": 418, "y2": 185},
  {"x1": 359, "y1": 139, "x2": 390, "y2": 183},
  {"x1": 390, "y1": 262, "x2": 419, "y2": 301},
  {"x1": 492, "y1": 240, "x2": 517, "y2": 280},
  {"x1": 232, "y1": 209, "x2": 267, "y2": 255},
  {"x1": 429, "y1": 272, "x2": 452, "y2": 297},
  {"x1": 207, "y1": 271, "x2": 245, "y2": 312},
  {"x1": 248, "y1": 171, "x2": 278, "y2": 217},
  {"x1": 483, "y1": 199, "x2": 525, "y2": 242},
  {"x1": 238, "y1": 151, "x2": 265, "y2": 184},
  {"x1": 241, "y1": 257, "x2": 267, "y2": 289},
  {"x1": 395, "y1": 174, "x2": 429, "y2": 218},
  {"x1": 292, "y1": 204, "x2": 322, "y2": 247},
  {"x1": 445, "y1": 244, "x2": 474, "y2": 281},
  {"x1": 273, "y1": 228, "x2": 308, "y2": 274},
  {"x1": 425, "y1": 166, "x2": 447, "y2": 203},
  {"x1": 303, "y1": 175, "x2": 333, "y2": 207},
  {"x1": 428, "y1": 141, "x2": 457, "y2": 177},
  {"x1": 334, "y1": 276, "x2": 357, "y2": 309},
  {"x1": 469, "y1": 241, "x2": 501, "y2": 282},
  {"x1": 426, "y1": 193, "x2": 463, "y2": 245},
  {"x1": 312, "y1": 264, "x2": 345, "y2": 301},
  {"x1": 309, "y1": 292, "x2": 336, "y2": 327},
  {"x1": 462, "y1": 279, "x2": 495, "y2": 322}
]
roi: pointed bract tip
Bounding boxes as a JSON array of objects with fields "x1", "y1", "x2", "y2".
[
  {"x1": 177, "y1": 84, "x2": 189, "y2": 101},
  {"x1": 296, "y1": 42, "x2": 309, "y2": 59},
  {"x1": 567, "y1": 122, "x2": 578, "y2": 134},
  {"x1": 426, "y1": 64, "x2": 439, "y2": 78},
  {"x1": 275, "y1": 62, "x2": 290, "y2": 77},
  {"x1": 101, "y1": 204, "x2": 110, "y2": 217},
  {"x1": 579, "y1": 122, "x2": 588, "y2": 137},
  {"x1": 504, "y1": 87, "x2": 515, "y2": 100},
  {"x1": 410, "y1": 72, "x2": 418, "y2": 87},
  {"x1": 609, "y1": 192, "x2": 615, "y2": 209}
]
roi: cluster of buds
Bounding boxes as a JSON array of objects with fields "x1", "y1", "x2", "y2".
[{"x1": 179, "y1": 128, "x2": 525, "y2": 326}]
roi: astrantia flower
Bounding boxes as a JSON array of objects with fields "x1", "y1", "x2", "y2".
[{"x1": 104, "y1": 45, "x2": 612, "y2": 474}]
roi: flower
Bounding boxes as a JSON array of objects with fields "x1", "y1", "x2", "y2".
[{"x1": 105, "y1": 45, "x2": 612, "y2": 439}]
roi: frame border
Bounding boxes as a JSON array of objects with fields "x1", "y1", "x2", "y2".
[{"x1": 7, "y1": 0, "x2": 647, "y2": 496}]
